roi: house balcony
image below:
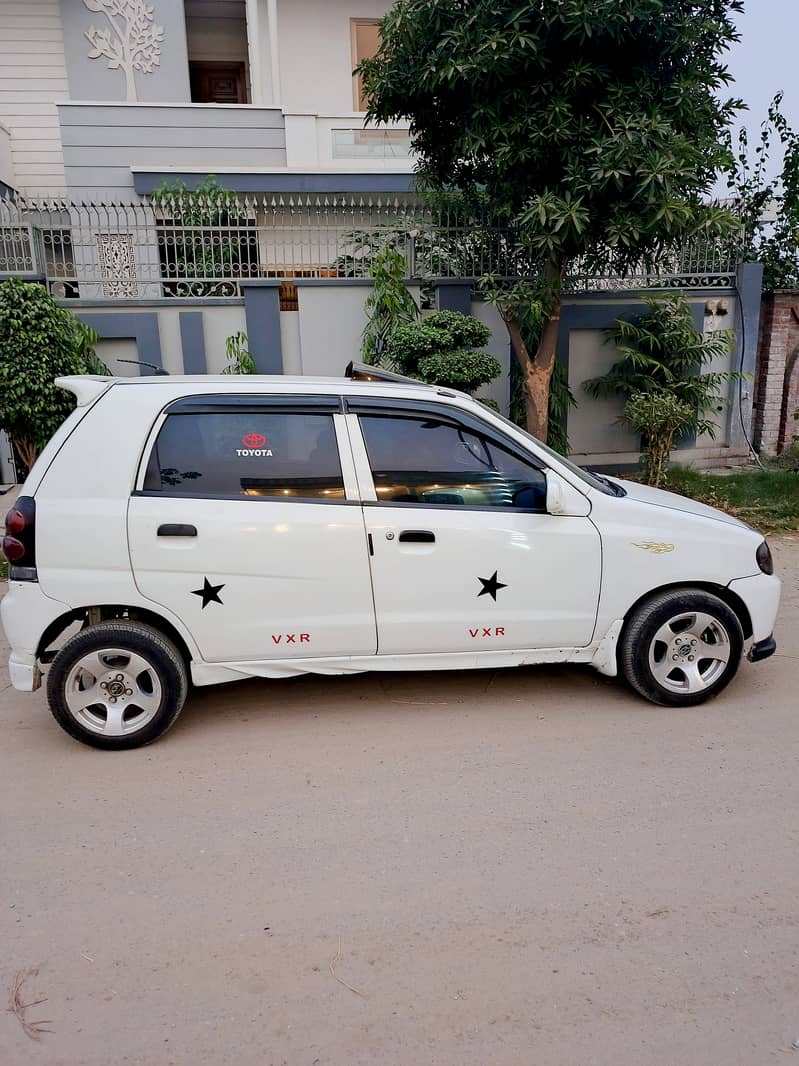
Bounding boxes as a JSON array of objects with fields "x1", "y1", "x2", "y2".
[
  {"x1": 55, "y1": 101, "x2": 414, "y2": 199},
  {"x1": 51, "y1": 0, "x2": 413, "y2": 199},
  {"x1": 56, "y1": 102, "x2": 287, "y2": 198},
  {"x1": 284, "y1": 115, "x2": 413, "y2": 171}
]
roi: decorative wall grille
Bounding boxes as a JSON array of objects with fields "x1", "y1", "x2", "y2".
[{"x1": 96, "y1": 232, "x2": 139, "y2": 298}]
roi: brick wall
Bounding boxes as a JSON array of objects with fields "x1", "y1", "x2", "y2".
[{"x1": 754, "y1": 291, "x2": 799, "y2": 454}]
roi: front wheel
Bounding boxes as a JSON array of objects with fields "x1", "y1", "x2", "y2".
[
  {"x1": 47, "y1": 621, "x2": 188, "y2": 749},
  {"x1": 620, "y1": 589, "x2": 744, "y2": 706}
]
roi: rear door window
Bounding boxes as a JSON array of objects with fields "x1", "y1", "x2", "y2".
[{"x1": 143, "y1": 411, "x2": 345, "y2": 500}]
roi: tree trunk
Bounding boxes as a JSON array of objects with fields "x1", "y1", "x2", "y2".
[
  {"x1": 13, "y1": 436, "x2": 37, "y2": 475},
  {"x1": 499, "y1": 262, "x2": 563, "y2": 442}
]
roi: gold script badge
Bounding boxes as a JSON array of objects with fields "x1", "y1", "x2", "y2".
[{"x1": 633, "y1": 541, "x2": 675, "y2": 554}]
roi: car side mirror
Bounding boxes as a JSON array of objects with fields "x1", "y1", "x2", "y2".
[{"x1": 546, "y1": 471, "x2": 591, "y2": 517}]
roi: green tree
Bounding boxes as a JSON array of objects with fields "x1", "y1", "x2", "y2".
[
  {"x1": 583, "y1": 294, "x2": 738, "y2": 439},
  {"x1": 0, "y1": 279, "x2": 102, "y2": 469},
  {"x1": 222, "y1": 331, "x2": 256, "y2": 375},
  {"x1": 384, "y1": 310, "x2": 500, "y2": 397},
  {"x1": 624, "y1": 390, "x2": 695, "y2": 487},
  {"x1": 360, "y1": 0, "x2": 741, "y2": 440},
  {"x1": 725, "y1": 93, "x2": 799, "y2": 291},
  {"x1": 361, "y1": 242, "x2": 419, "y2": 364}
]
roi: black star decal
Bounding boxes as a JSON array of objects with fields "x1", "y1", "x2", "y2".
[
  {"x1": 477, "y1": 571, "x2": 508, "y2": 601},
  {"x1": 191, "y1": 577, "x2": 225, "y2": 609}
]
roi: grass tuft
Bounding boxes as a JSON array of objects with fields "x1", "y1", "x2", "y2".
[{"x1": 664, "y1": 466, "x2": 799, "y2": 534}]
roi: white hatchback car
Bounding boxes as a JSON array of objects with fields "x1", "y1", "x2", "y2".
[{"x1": 1, "y1": 366, "x2": 780, "y2": 749}]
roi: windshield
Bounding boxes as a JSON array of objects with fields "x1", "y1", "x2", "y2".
[{"x1": 489, "y1": 411, "x2": 619, "y2": 496}]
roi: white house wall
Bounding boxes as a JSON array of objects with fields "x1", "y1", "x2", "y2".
[
  {"x1": 295, "y1": 284, "x2": 375, "y2": 376},
  {"x1": 472, "y1": 300, "x2": 511, "y2": 415},
  {"x1": 293, "y1": 287, "x2": 512, "y2": 413},
  {"x1": 0, "y1": 0, "x2": 68, "y2": 193},
  {"x1": 567, "y1": 330, "x2": 641, "y2": 456},
  {"x1": 696, "y1": 300, "x2": 736, "y2": 446},
  {"x1": 0, "y1": 121, "x2": 14, "y2": 188},
  {"x1": 275, "y1": 0, "x2": 390, "y2": 115},
  {"x1": 201, "y1": 305, "x2": 249, "y2": 372}
]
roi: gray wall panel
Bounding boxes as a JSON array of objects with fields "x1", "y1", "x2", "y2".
[
  {"x1": 730, "y1": 263, "x2": 764, "y2": 450},
  {"x1": 75, "y1": 311, "x2": 162, "y2": 372},
  {"x1": 63, "y1": 143, "x2": 285, "y2": 168},
  {"x1": 242, "y1": 283, "x2": 283, "y2": 374},
  {"x1": 58, "y1": 103, "x2": 287, "y2": 194},
  {"x1": 60, "y1": 0, "x2": 191, "y2": 103},
  {"x1": 62, "y1": 124, "x2": 286, "y2": 149},
  {"x1": 179, "y1": 312, "x2": 207, "y2": 374},
  {"x1": 59, "y1": 104, "x2": 286, "y2": 129},
  {"x1": 134, "y1": 171, "x2": 417, "y2": 194}
]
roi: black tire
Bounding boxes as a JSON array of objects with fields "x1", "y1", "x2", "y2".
[
  {"x1": 620, "y1": 589, "x2": 744, "y2": 707},
  {"x1": 47, "y1": 620, "x2": 188, "y2": 750}
]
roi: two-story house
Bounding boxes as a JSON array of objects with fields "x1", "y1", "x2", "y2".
[
  {"x1": 1, "y1": 0, "x2": 413, "y2": 199},
  {"x1": 0, "y1": 0, "x2": 760, "y2": 483}
]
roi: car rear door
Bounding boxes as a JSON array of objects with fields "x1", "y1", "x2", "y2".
[
  {"x1": 346, "y1": 399, "x2": 601, "y2": 655},
  {"x1": 128, "y1": 394, "x2": 376, "y2": 663}
]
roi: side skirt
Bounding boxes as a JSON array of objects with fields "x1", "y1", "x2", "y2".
[{"x1": 190, "y1": 646, "x2": 601, "y2": 687}]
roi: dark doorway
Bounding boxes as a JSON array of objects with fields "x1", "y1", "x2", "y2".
[{"x1": 189, "y1": 62, "x2": 247, "y2": 105}]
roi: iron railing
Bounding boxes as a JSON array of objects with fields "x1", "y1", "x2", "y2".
[{"x1": 0, "y1": 194, "x2": 743, "y2": 300}]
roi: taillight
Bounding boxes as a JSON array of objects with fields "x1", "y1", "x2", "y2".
[
  {"x1": 2, "y1": 496, "x2": 36, "y2": 579},
  {"x1": 5, "y1": 509, "x2": 26, "y2": 535},
  {"x1": 1, "y1": 535, "x2": 25, "y2": 561}
]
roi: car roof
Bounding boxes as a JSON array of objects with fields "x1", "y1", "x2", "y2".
[
  {"x1": 55, "y1": 373, "x2": 466, "y2": 408},
  {"x1": 111, "y1": 374, "x2": 431, "y2": 388}
]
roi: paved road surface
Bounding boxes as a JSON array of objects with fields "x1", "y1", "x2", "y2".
[{"x1": 1, "y1": 539, "x2": 797, "y2": 1065}]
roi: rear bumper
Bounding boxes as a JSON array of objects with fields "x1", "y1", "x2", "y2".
[
  {"x1": 8, "y1": 653, "x2": 40, "y2": 692},
  {"x1": 1, "y1": 580, "x2": 69, "y2": 692},
  {"x1": 748, "y1": 634, "x2": 777, "y2": 663}
]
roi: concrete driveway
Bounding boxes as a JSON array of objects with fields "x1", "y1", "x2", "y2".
[{"x1": 1, "y1": 539, "x2": 798, "y2": 1066}]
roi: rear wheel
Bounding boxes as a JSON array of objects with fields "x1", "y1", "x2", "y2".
[
  {"x1": 47, "y1": 621, "x2": 188, "y2": 749},
  {"x1": 620, "y1": 589, "x2": 744, "y2": 706}
]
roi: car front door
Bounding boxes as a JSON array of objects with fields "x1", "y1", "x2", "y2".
[
  {"x1": 128, "y1": 395, "x2": 376, "y2": 663},
  {"x1": 347, "y1": 401, "x2": 602, "y2": 655}
]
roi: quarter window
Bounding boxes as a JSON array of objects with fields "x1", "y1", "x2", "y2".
[
  {"x1": 359, "y1": 415, "x2": 547, "y2": 510},
  {"x1": 143, "y1": 411, "x2": 345, "y2": 499}
]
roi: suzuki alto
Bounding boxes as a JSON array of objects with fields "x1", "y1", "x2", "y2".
[{"x1": 0, "y1": 365, "x2": 780, "y2": 749}]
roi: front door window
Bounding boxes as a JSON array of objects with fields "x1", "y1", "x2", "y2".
[{"x1": 358, "y1": 414, "x2": 547, "y2": 511}]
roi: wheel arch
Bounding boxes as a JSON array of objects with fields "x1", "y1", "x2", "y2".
[
  {"x1": 620, "y1": 581, "x2": 753, "y2": 643},
  {"x1": 37, "y1": 604, "x2": 195, "y2": 669}
]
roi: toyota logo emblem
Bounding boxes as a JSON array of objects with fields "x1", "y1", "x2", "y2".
[{"x1": 242, "y1": 432, "x2": 267, "y2": 449}]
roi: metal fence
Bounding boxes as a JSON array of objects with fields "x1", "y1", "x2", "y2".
[{"x1": 0, "y1": 194, "x2": 742, "y2": 300}]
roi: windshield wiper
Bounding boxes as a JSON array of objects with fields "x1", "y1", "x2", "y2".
[{"x1": 588, "y1": 470, "x2": 627, "y2": 497}]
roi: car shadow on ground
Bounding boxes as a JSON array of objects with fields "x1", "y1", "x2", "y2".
[{"x1": 165, "y1": 662, "x2": 638, "y2": 742}]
